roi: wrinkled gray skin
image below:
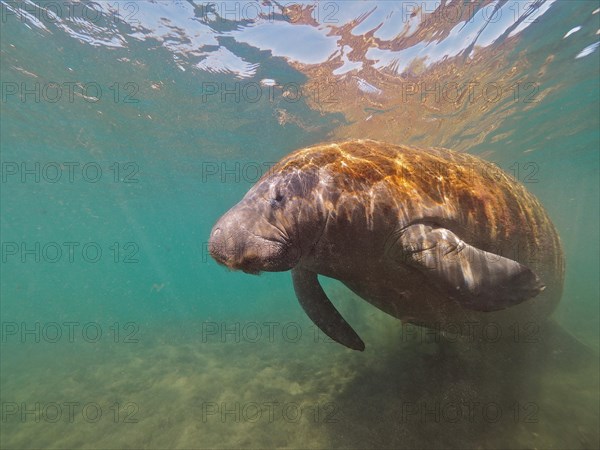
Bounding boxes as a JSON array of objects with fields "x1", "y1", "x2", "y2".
[{"x1": 209, "y1": 147, "x2": 552, "y2": 351}]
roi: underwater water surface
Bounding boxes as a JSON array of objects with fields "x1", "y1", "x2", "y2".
[{"x1": 1, "y1": 1, "x2": 599, "y2": 449}]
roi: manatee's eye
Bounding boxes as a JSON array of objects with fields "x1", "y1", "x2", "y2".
[{"x1": 270, "y1": 192, "x2": 284, "y2": 207}]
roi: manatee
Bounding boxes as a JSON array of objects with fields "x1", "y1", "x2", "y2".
[{"x1": 209, "y1": 140, "x2": 564, "y2": 351}]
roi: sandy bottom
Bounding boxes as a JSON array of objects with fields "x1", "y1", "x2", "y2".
[{"x1": 2, "y1": 295, "x2": 598, "y2": 449}]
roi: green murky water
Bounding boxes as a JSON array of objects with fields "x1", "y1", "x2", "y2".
[{"x1": 1, "y1": 1, "x2": 598, "y2": 448}]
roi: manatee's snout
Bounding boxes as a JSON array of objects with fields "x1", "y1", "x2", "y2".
[
  {"x1": 208, "y1": 206, "x2": 298, "y2": 274},
  {"x1": 208, "y1": 227, "x2": 227, "y2": 263}
]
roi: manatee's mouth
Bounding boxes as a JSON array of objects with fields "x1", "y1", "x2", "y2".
[{"x1": 208, "y1": 231, "x2": 293, "y2": 274}]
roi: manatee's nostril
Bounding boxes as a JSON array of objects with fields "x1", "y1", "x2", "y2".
[{"x1": 212, "y1": 228, "x2": 222, "y2": 237}]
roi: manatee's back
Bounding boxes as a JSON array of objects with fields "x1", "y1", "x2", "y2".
[{"x1": 281, "y1": 140, "x2": 564, "y2": 327}]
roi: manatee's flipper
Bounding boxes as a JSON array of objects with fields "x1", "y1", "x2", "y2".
[
  {"x1": 292, "y1": 267, "x2": 365, "y2": 351},
  {"x1": 389, "y1": 223, "x2": 545, "y2": 311}
]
